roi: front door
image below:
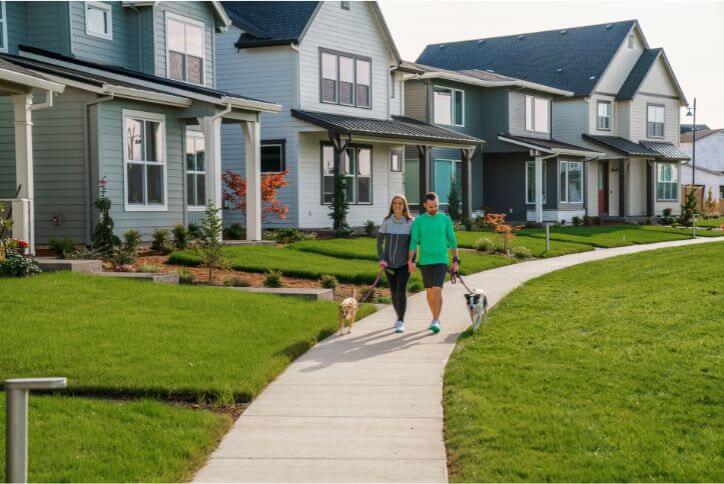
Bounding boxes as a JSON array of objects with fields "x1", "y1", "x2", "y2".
[{"x1": 598, "y1": 161, "x2": 609, "y2": 215}]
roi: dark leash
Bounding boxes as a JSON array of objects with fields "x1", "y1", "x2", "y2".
[
  {"x1": 360, "y1": 268, "x2": 385, "y2": 303},
  {"x1": 449, "y1": 269, "x2": 474, "y2": 293}
]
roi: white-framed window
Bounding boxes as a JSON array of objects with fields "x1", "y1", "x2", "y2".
[
  {"x1": 559, "y1": 160, "x2": 583, "y2": 203},
  {"x1": 123, "y1": 110, "x2": 166, "y2": 211},
  {"x1": 597, "y1": 100, "x2": 612, "y2": 130},
  {"x1": 525, "y1": 95, "x2": 550, "y2": 133},
  {"x1": 321, "y1": 144, "x2": 372, "y2": 205},
  {"x1": 261, "y1": 140, "x2": 286, "y2": 173},
  {"x1": 433, "y1": 158, "x2": 462, "y2": 204},
  {"x1": 185, "y1": 130, "x2": 205, "y2": 210},
  {"x1": 656, "y1": 163, "x2": 679, "y2": 201},
  {"x1": 390, "y1": 149, "x2": 403, "y2": 172},
  {"x1": 0, "y1": 1, "x2": 9, "y2": 52},
  {"x1": 320, "y1": 50, "x2": 371, "y2": 108},
  {"x1": 166, "y1": 12, "x2": 204, "y2": 85},
  {"x1": 628, "y1": 34, "x2": 634, "y2": 49},
  {"x1": 647, "y1": 104, "x2": 665, "y2": 138},
  {"x1": 525, "y1": 160, "x2": 547, "y2": 204},
  {"x1": 85, "y1": 1, "x2": 112, "y2": 40},
  {"x1": 433, "y1": 86, "x2": 464, "y2": 126}
]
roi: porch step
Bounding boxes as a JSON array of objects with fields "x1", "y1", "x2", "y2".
[
  {"x1": 35, "y1": 258, "x2": 103, "y2": 274},
  {"x1": 220, "y1": 286, "x2": 334, "y2": 301},
  {"x1": 96, "y1": 271, "x2": 179, "y2": 284}
]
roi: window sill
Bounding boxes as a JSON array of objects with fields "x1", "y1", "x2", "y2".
[
  {"x1": 86, "y1": 31, "x2": 113, "y2": 41},
  {"x1": 124, "y1": 204, "x2": 168, "y2": 212},
  {"x1": 187, "y1": 206, "x2": 205, "y2": 212}
]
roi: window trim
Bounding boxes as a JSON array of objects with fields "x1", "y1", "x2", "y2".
[
  {"x1": 596, "y1": 100, "x2": 612, "y2": 131},
  {"x1": 525, "y1": 94, "x2": 550, "y2": 134},
  {"x1": 319, "y1": 48, "x2": 372, "y2": 109},
  {"x1": 559, "y1": 160, "x2": 584, "y2": 204},
  {"x1": 646, "y1": 103, "x2": 665, "y2": 139},
  {"x1": 0, "y1": 1, "x2": 9, "y2": 52},
  {"x1": 656, "y1": 162, "x2": 679, "y2": 202},
  {"x1": 525, "y1": 160, "x2": 547, "y2": 205},
  {"x1": 390, "y1": 149, "x2": 403, "y2": 173},
  {"x1": 320, "y1": 142, "x2": 374, "y2": 206},
  {"x1": 85, "y1": 1, "x2": 113, "y2": 40},
  {"x1": 165, "y1": 11, "x2": 205, "y2": 86},
  {"x1": 122, "y1": 109, "x2": 167, "y2": 212},
  {"x1": 185, "y1": 130, "x2": 205, "y2": 211},
  {"x1": 261, "y1": 139, "x2": 287, "y2": 174},
  {"x1": 432, "y1": 85, "x2": 465, "y2": 127}
]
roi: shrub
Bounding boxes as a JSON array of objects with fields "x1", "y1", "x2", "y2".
[
  {"x1": 263, "y1": 269, "x2": 284, "y2": 288},
  {"x1": 660, "y1": 208, "x2": 675, "y2": 225},
  {"x1": 172, "y1": 224, "x2": 189, "y2": 250},
  {"x1": 473, "y1": 215, "x2": 488, "y2": 230},
  {"x1": 583, "y1": 215, "x2": 592, "y2": 226},
  {"x1": 225, "y1": 275, "x2": 251, "y2": 287},
  {"x1": 473, "y1": 236, "x2": 497, "y2": 253},
  {"x1": 136, "y1": 263, "x2": 162, "y2": 273},
  {"x1": 64, "y1": 247, "x2": 107, "y2": 260},
  {"x1": 447, "y1": 180, "x2": 461, "y2": 223},
  {"x1": 0, "y1": 240, "x2": 41, "y2": 277},
  {"x1": 113, "y1": 230, "x2": 141, "y2": 266},
  {"x1": 91, "y1": 177, "x2": 117, "y2": 254},
  {"x1": 680, "y1": 185, "x2": 698, "y2": 226},
  {"x1": 645, "y1": 218, "x2": 652, "y2": 225},
  {"x1": 560, "y1": 219, "x2": 566, "y2": 225},
  {"x1": 187, "y1": 223, "x2": 203, "y2": 240},
  {"x1": 48, "y1": 237, "x2": 76, "y2": 257},
  {"x1": 462, "y1": 217, "x2": 473, "y2": 231},
  {"x1": 572, "y1": 216, "x2": 582, "y2": 226},
  {"x1": 177, "y1": 269, "x2": 195, "y2": 285},
  {"x1": 151, "y1": 228, "x2": 173, "y2": 254},
  {"x1": 524, "y1": 221, "x2": 542, "y2": 229},
  {"x1": 194, "y1": 203, "x2": 227, "y2": 283},
  {"x1": 511, "y1": 246, "x2": 533, "y2": 260},
  {"x1": 319, "y1": 274, "x2": 339, "y2": 290},
  {"x1": 270, "y1": 228, "x2": 307, "y2": 244},
  {"x1": 592, "y1": 216, "x2": 602, "y2": 226},
  {"x1": 225, "y1": 223, "x2": 245, "y2": 240},
  {"x1": 364, "y1": 220, "x2": 376, "y2": 237},
  {"x1": 408, "y1": 278, "x2": 423, "y2": 293}
]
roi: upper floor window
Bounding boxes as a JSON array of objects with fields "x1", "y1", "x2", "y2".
[
  {"x1": 85, "y1": 2, "x2": 112, "y2": 40},
  {"x1": 656, "y1": 163, "x2": 678, "y2": 201},
  {"x1": 628, "y1": 34, "x2": 634, "y2": 49},
  {"x1": 166, "y1": 13, "x2": 204, "y2": 85},
  {"x1": 647, "y1": 104, "x2": 665, "y2": 138},
  {"x1": 123, "y1": 110, "x2": 166, "y2": 210},
  {"x1": 433, "y1": 86, "x2": 464, "y2": 126},
  {"x1": 597, "y1": 101, "x2": 612, "y2": 130},
  {"x1": 186, "y1": 131, "x2": 205, "y2": 209},
  {"x1": 0, "y1": 2, "x2": 8, "y2": 52},
  {"x1": 261, "y1": 140, "x2": 286, "y2": 173},
  {"x1": 559, "y1": 160, "x2": 583, "y2": 203},
  {"x1": 320, "y1": 50, "x2": 371, "y2": 108},
  {"x1": 525, "y1": 95, "x2": 549, "y2": 133}
]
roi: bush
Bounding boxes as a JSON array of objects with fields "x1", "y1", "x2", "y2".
[
  {"x1": 408, "y1": 278, "x2": 423, "y2": 293},
  {"x1": 462, "y1": 217, "x2": 473, "y2": 231},
  {"x1": 64, "y1": 247, "x2": 107, "y2": 260},
  {"x1": 364, "y1": 220, "x2": 376, "y2": 237},
  {"x1": 113, "y1": 230, "x2": 141, "y2": 266},
  {"x1": 319, "y1": 274, "x2": 339, "y2": 290},
  {"x1": 91, "y1": 177, "x2": 116, "y2": 254},
  {"x1": 263, "y1": 269, "x2": 284, "y2": 288},
  {"x1": 473, "y1": 215, "x2": 488, "y2": 230},
  {"x1": 48, "y1": 237, "x2": 76, "y2": 257},
  {"x1": 592, "y1": 216, "x2": 602, "y2": 226},
  {"x1": 269, "y1": 228, "x2": 308, "y2": 244},
  {"x1": 194, "y1": 203, "x2": 227, "y2": 284},
  {"x1": 447, "y1": 180, "x2": 461, "y2": 223},
  {"x1": 524, "y1": 221, "x2": 542, "y2": 229},
  {"x1": 151, "y1": 228, "x2": 173, "y2": 254},
  {"x1": 511, "y1": 246, "x2": 533, "y2": 260},
  {"x1": 572, "y1": 216, "x2": 582, "y2": 226},
  {"x1": 583, "y1": 215, "x2": 592, "y2": 227},
  {"x1": 225, "y1": 275, "x2": 251, "y2": 287},
  {"x1": 473, "y1": 236, "x2": 497, "y2": 253},
  {"x1": 136, "y1": 263, "x2": 161, "y2": 273},
  {"x1": 177, "y1": 269, "x2": 195, "y2": 285},
  {"x1": 187, "y1": 223, "x2": 203, "y2": 240},
  {"x1": 560, "y1": 219, "x2": 566, "y2": 225},
  {"x1": 172, "y1": 224, "x2": 189, "y2": 250},
  {"x1": 225, "y1": 223, "x2": 245, "y2": 240},
  {"x1": 660, "y1": 208, "x2": 675, "y2": 225},
  {"x1": 0, "y1": 246, "x2": 41, "y2": 278}
]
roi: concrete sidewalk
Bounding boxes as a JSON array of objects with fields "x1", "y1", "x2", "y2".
[{"x1": 194, "y1": 237, "x2": 721, "y2": 483}]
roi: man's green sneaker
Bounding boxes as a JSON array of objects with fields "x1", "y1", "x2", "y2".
[{"x1": 429, "y1": 320, "x2": 441, "y2": 333}]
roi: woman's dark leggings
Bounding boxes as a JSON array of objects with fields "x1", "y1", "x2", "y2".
[{"x1": 386, "y1": 266, "x2": 410, "y2": 322}]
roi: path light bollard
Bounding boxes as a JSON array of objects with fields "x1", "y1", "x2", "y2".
[
  {"x1": 692, "y1": 214, "x2": 697, "y2": 238},
  {"x1": 5, "y1": 378, "x2": 67, "y2": 484},
  {"x1": 545, "y1": 223, "x2": 551, "y2": 253}
]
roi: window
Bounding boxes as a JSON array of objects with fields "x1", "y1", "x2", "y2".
[
  {"x1": 647, "y1": 104, "x2": 665, "y2": 138},
  {"x1": 0, "y1": 2, "x2": 7, "y2": 53},
  {"x1": 321, "y1": 144, "x2": 372, "y2": 205},
  {"x1": 85, "y1": 2, "x2": 112, "y2": 40},
  {"x1": 186, "y1": 131, "x2": 205, "y2": 209},
  {"x1": 559, "y1": 160, "x2": 583, "y2": 203},
  {"x1": 390, "y1": 149, "x2": 402, "y2": 172},
  {"x1": 597, "y1": 101, "x2": 612, "y2": 130},
  {"x1": 123, "y1": 111, "x2": 166, "y2": 210},
  {"x1": 166, "y1": 13, "x2": 204, "y2": 85},
  {"x1": 404, "y1": 158, "x2": 419, "y2": 204},
  {"x1": 434, "y1": 159, "x2": 462, "y2": 204},
  {"x1": 656, "y1": 163, "x2": 679, "y2": 201},
  {"x1": 433, "y1": 86, "x2": 464, "y2": 126},
  {"x1": 341, "y1": 1, "x2": 350, "y2": 9},
  {"x1": 261, "y1": 140, "x2": 286, "y2": 173},
  {"x1": 390, "y1": 72, "x2": 395, "y2": 98},
  {"x1": 320, "y1": 50, "x2": 372, "y2": 108},
  {"x1": 628, "y1": 34, "x2": 634, "y2": 49},
  {"x1": 525, "y1": 95, "x2": 550, "y2": 133},
  {"x1": 525, "y1": 160, "x2": 547, "y2": 204}
]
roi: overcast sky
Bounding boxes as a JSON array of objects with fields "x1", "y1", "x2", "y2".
[{"x1": 378, "y1": 0, "x2": 724, "y2": 128}]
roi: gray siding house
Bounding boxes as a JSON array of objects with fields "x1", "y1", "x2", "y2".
[
  {"x1": 417, "y1": 20, "x2": 690, "y2": 221},
  {"x1": 0, "y1": 1, "x2": 279, "y2": 251},
  {"x1": 216, "y1": 1, "x2": 481, "y2": 229}
]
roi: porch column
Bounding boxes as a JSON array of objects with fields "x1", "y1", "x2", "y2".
[
  {"x1": 12, "y1": 93, "x2": 35, "y2": 253},
  {"x1": 200, "y1": 115, "x2": 223, "y2": 219},
  {"x1": 460, "y1": 147, "x2": 474, "y2": 220},
  {"x1": 535, "y1": 154, "x2": 543, "y2": 223},
  {"x1": 619, "y1": 159, "x2": 626, "y2": 217},
  {"x1": 417, "y1": 145, "x2": 429, "y2": 214},
  {"x1": 242, "y1": 120, "x2": 262, "y2": 241}
]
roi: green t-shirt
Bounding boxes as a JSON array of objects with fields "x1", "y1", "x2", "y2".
[{"x1": 409, "y1": 212, "x2": 457, "y2": 265}]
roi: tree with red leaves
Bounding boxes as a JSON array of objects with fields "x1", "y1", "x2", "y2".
[
  {"x1": 484, "y1": 213, "x2": 522, "y2": 253},
  {"x1": 222, "y1": 170, "x2": 289, "y2": 223}
]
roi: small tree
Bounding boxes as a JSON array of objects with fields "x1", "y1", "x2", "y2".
[
  {"x1": 703, "y1": 187, "x2": 717, "y2": 218},
  {"x1": 330, "y1": 172, "x2": 350, "y2": 236},
  {"x1": 92, "y1": 177, "x2": 116, "y2": 253},
  {"x1": 447, "y1": 181, "x2": 461, "y2": 223},
  {"x1": 680, "y1": 184, "x2": 699, "y2": 226},
  {"x1": 484, "y1": 213, "x2": 519, "y2": 254},
  {"x1": 194, "y1": 202, "x2": 227, "y2": 283},
  {"x1": 222, "y1": 170, "x2": 289, "y2": 225}
]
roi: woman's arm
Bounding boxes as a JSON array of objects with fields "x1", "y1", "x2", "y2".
[{"x1": 377, "y1": 220, "x2": 387, "y2": 267}]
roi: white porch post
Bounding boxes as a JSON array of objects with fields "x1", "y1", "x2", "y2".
[
  {"x1": 12, "y1": 93, "x2": 35, "y2": 253},
  {"x1": 535, "y1": 154, "x2": 543, "y2": 223},
  {"x1": 200, "y1": 115, "x2": 223, "y2": 225},
  {"x1": 242, "y1": 120, "x2": 261, "y2": 241}
]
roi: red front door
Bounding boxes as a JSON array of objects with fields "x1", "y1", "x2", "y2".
[{"x1": 598, "y1": 162, "x2": 609, "y2": 215}]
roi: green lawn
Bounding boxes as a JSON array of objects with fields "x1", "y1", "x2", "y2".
[
  {"x1": 696, "y1": 216, "x2": 723, "y2": 228},
  {"x1": 454, "y1": 231, "x2": 594, "y2": 257},
  {"x1": 0, "y1": 395, "x2": 229, "y2": 482},
  {"x1": 518, "y1": 224, "x2": 696, "y2": 248},
  {"x1": 444, "y1": 242, "x2": 724, "y2": 482},
  {"x1": 640, "y1": 224, "x2": 724, "y2": 238},
  {"x1": 0, "y1": 272, "x2": 374, "y2": 403}
]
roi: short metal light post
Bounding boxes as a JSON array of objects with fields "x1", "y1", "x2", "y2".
[
  {"x1": 692, "y1": 213, "x2": 697, "y2": 238},
  {"x1": 545, "y1": 223, "x2": 551, "y2": 253},
  {"x1": 5, "y1": 378, "x2": 67, "y2": 483}
]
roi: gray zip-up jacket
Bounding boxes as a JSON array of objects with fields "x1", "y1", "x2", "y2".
[{"x1": 376, "y1": 216, "x2": 413, "y2": 269}]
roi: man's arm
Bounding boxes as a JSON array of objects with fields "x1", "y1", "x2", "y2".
[
  {"x1": 447, "y1": 216, "x2": 459, "y2": 272},
  {"x1": 408, "y1": 219, "x2": 419, "y2": 272}
]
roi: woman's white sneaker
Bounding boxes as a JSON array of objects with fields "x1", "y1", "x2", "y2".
[{"x1": 395, "y1": 320, "x2": 405, "y2": 333}]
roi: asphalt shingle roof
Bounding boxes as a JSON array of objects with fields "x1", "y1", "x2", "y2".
[
  {"x1": 639, "y1": 141, "x2": 690, "y2": 161},
  {"x1": 680, "y1": 128, "x2": 723, "y2": 143},
  {"x1": 583, "y1": 134, "x2": 662, "y2": 157},
  {"x1": 499, "y1": 134, "x2": 601, "y2": 155},
  {"x1": 616, "y1": 48, "x2": 661, "y2": 100},
  {"x1": 291, "y1": 110, "x2": 483, "y2": 146},
  {"x1": 223, "y1": 1, "x2": 320, "y2": 48},
  {"x1": 416, "y1": 20, "x2": 637, "y2": 97}
]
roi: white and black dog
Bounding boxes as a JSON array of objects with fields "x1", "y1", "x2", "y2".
[{"x1": 464, "y1": 290, "x2": 488, "y2": 332}]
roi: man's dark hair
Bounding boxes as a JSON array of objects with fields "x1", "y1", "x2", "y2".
[{"x1": 424, "y1": 192, "x2": 438, "y2": 202}]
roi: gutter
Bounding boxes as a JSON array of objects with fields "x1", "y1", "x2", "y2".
[{"x1": 400, "y1": 70, "x2": 573, "y2": 97}]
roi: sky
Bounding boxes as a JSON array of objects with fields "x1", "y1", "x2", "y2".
[{"x1": 378, "y1": 0, "x2": 724, "y2": 128}]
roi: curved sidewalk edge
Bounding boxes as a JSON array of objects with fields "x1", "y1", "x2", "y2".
[{"x1": 194, "y1": 237, "x2": 722, "y2": 483}]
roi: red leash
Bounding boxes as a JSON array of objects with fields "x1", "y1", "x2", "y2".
[
  {"x1": 360, "y1": 268, "x2": 385, "y2": 303},
  {"x1": 449, "y1": 269, "x2": 474, "y2": 293}
]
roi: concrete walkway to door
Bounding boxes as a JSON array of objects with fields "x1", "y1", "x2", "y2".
[{"x1": 194, "y1": 237, "x2": 721, "y2": 483}]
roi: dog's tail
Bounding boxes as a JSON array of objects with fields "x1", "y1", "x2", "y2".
[{"x1": 352, "y1": 285, "x2": 357, "y2": 301}]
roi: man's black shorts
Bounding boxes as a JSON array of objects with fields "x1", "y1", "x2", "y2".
[{"x1": 420, "y1": 263, "x2": 448, "y2": 288}]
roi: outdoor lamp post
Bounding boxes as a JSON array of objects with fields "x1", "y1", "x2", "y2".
[{"x1": 685, "y1": 98, "x2": 697, "y2": 185}]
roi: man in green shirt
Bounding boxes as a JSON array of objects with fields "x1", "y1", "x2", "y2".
[{"x1": 408, "y1": 192, "x2": 459, "y2": 333}]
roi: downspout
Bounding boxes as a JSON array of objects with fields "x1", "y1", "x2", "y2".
[
  {"x1": 30, "y1": 89, "x2": 54, "y2": 111},
  {"x1": 210, "y1": 102, "x2": 232, "y2": 121}
]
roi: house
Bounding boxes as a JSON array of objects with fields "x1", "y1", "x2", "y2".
[
  {"x1": 680, "y1": 124, "x2": 710, "y2": 134},
  {"x1": 680, "y1": 128, "x2": 724, "y2": 213},
  {"x1": 401, "y1": 62, "x2": 603, "y2": 223},
  {"x1": 0, "y1": 1, "x2": 280, "y2": 252},
  {"x1": 417, "y1": 20, "x2": 690, "y2": 222},
  {"x1": 215, "y1": 1, "x2": 482, "y2": 229}
]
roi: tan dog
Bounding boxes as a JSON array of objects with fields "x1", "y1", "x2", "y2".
[{"x1": 338, "y1": 287, "x2": 359, "y2": 335}]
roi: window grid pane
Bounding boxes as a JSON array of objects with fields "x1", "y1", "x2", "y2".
[
  {"x1": 434, "y1": 88, "x2": 452, "y2": 125},
  {"x1": 454, "y1": 90, "x2": 464, "y2": 125},
  {"x1": 534, "y1": 98, "x2": 549, "y2": 133}
]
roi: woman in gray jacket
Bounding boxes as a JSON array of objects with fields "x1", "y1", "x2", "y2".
[{"x1": 377, "y1": 194, "x2": 414, "y2": 333}]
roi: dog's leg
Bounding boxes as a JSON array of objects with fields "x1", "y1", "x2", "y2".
[
  {"x1": 339, "y1": 311, "x2": 344, "y2": 335},
  {"x1": 348, "y1": 309, "x2": 357, "y2": 334}
]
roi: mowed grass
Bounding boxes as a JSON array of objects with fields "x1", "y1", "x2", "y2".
[
  {"x1": 0, "y1": 395, "x2": 229, "y2": 482},
  {"x1": 518, "y1": 224, "x2": 694, "y2": 247},
  {"x1": 454, "y1": 231, "x2": 593, "y2": 257},
  {"x1": 444, "y1": 242, "x2": 724, "y2": 482},
  {"x1": 0, "y1": 272, "x2": 374, "y2": 403},
  {"x1": 696, "y1": 216, "x2": 723, "y2": 228}
]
